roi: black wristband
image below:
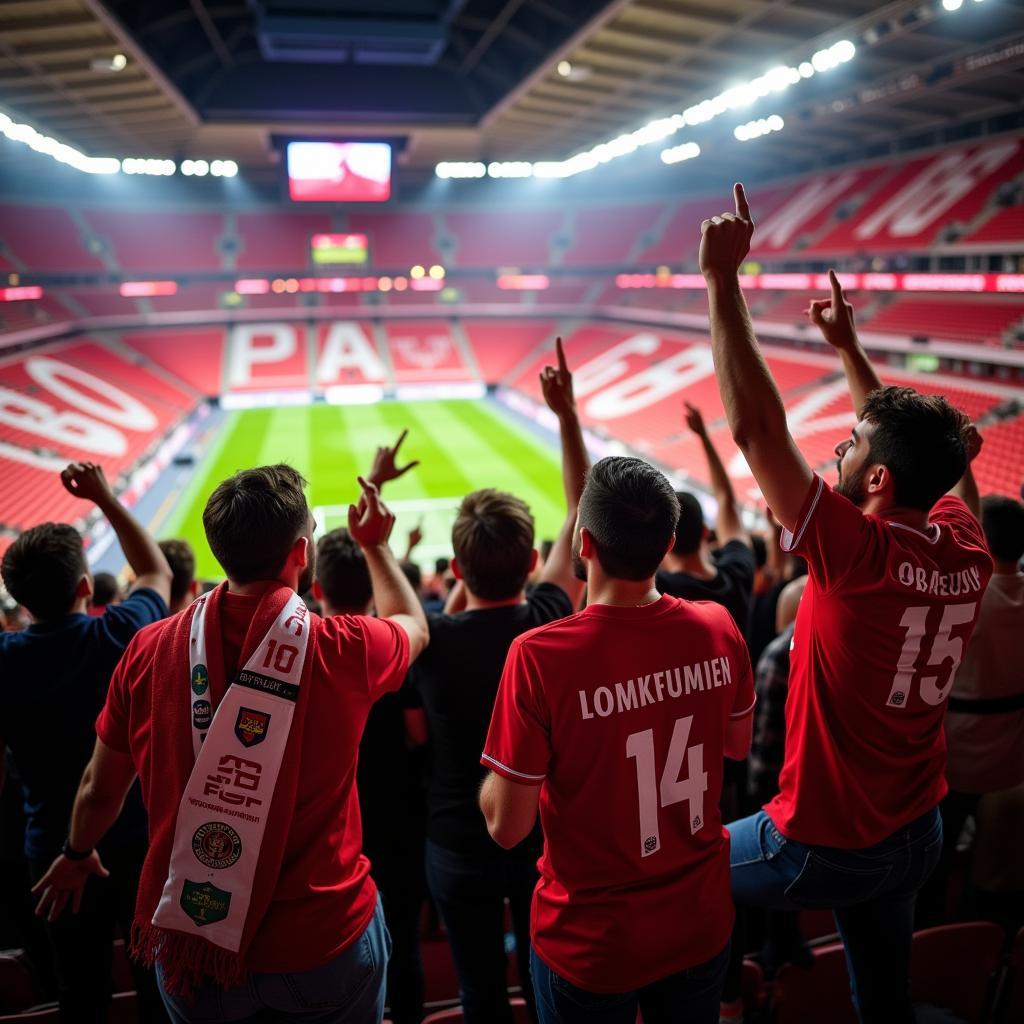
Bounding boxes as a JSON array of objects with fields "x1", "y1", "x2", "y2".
[{"x1": 61, "y1": 838, "x2": 94, "y2": 861}]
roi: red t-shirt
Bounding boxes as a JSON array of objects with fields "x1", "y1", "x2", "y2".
[
  {"x1": 482, "y1": 595, "x2": 754, "y2": 993},
  {"x1": 766, "y1": 476, "x2": 993, "y2": 848},
  {"x1": 96, "y1": 589, "x2": 409, "y2": 973}
]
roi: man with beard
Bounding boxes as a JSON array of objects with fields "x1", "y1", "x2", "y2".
[
  {"x1": 701, "y1": 188, "x2": 992, "y2": 1024},
  {"x1": 479, "y1": 456, "x2": 754, "y2": 1023},
  {"x1": 33, "y1": 465, "x2": 428, "y2": 1024}
]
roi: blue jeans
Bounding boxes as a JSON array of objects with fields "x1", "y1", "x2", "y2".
[
  {"x1": 530, "y1": 943, "x2": 729, "y2": 1024},
  {"x1": 728, "y1": 809, "x2": 943, "y2": 1024},
  {"x1": 157, "y1": 897, "x2": 391, "y2": 1023},
  {"x1": 424, "y1": 839, "x2": 537, "y2": 1024}
]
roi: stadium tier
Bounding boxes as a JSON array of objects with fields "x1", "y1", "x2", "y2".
[{"x1": 3, "y1": 321, "x2": 1018, "y2": 542}]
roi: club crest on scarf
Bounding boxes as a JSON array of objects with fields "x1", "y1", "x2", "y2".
[
  {"x1": 191, "y1": 664, "x2": 209, "y2": 695},
  {"x1": 192, "y1": 822, "x2": 243, "y2": 869},
  {"x1": 234, "y1": 707, "x2": 271, "y2": 748},
  {"x1": 180, "y1": 880, "x2": 232, "y2": 927}
]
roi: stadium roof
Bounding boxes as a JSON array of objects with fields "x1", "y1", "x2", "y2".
[{"x1": 1, "y1": 0, "x2": 1024, "y2": 184}]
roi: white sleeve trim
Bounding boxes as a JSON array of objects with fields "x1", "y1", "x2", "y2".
[
  {"x1": 730, "y1": 698, "x2": 757, "y2": 720},
  {"x1": 481, "y1": 753, "x2": 546, "y2": 782},
  {"x1": 780, "y1": 475, "x2": 825, "y2": 554}
]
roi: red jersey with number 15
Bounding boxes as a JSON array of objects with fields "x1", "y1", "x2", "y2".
[
  {"x1": 766, "y1": 477, "x2": 992, "y2": 849},
  {"x1": 482, "y1": 596, "x2": 754, "y2": 993}
]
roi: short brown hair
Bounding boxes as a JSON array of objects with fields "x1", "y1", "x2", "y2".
[
  {"x1": 159, "y1": 539, "x2": 196, "y2": 606},
  {"x1": 203, "y1": 464, "x2": 310, "y2": 582},
  {"x1": 452, "y1": 489, "x2": 535, "y2": 601},
  {"x1": 860, "y1": 386, "x2": 971, "y2": 512},
  {"x1": 1, "y1": 523, "x2": 87, "y2": 620},
  {"x1": 316, "y1": 529, "x2": 372, "y2": 612}
]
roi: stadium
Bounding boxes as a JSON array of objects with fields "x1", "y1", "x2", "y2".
[{"x1": 1, "y1": 0, "x2": 1023, "y2": 1022}]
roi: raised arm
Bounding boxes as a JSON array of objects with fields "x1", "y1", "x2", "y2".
[
  {"x1": 60, "y1": 463, "x2": 172, "y2": 605},
  {"x1": 807, "y1": 269, "x2": 883, "y2": 415},
  {"x1": 537, "y1": 338, "x2": 589, "y2": 604},
  {"x1": 699, "y1": 185, "x2": 813, "y2": 534},
  {"x1": 949, "y1": 426, "x2": 982, "y2": 520},
  {"x1": 349, "y1": 476, "x2": 429, "y2": 661},
  {"x1": 683, "y1": 402, "x2": 748, "y2": 547},
  {"x1": 367, "y1": 429, "x2": 420, "y2": 492}
]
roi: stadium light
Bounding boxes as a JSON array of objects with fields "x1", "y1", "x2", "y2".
[
  {"x1": 428, "y1": 265, "x2": 446, "y2": 280},
  {"x1": 660, "y1": 141, "x2": 701, "y2": 165},
  {"x1": 120, "y1": 281, "x2": 177, "y2": 297},
  {"x1": 410, "y1": 265, "x2": 425, "y2": 279},
  {"x1": 435, "y1": 161, "x2": 486, "y2": 179},
  {"x1": 211, "y1": 159, "x2": 238, "y2": 177},
  {"x1": 487, "y1": 161, "x2": 533, "y2": 178},
  {"x1": 0, "y1": 286, "x2": 43, "y2": 302},
  {"x1": 942, "y1": 0, "x2": 963, "y2": 9},
  {"x1": 122, "y1": 157, "x2": 176, "y2": 176},
  {"x1": 181, "y1": 159, "x2": 209, "y2": 176},
  {"x1": 557, "y1": 60, "x2": 572, "y2": 77},
  {"x1": 734, "y1": 115, "x2": 784, "y2": 141},
  {"x1": 0, "y1": 110, "x2": 119, "y2": 174}
]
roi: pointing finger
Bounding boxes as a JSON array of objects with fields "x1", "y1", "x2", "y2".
[
  {"x1": 555, "y1": 336, "x2": 568, "y2": 374},
  {"x1": 392, "y1": 429, "x2": 408, "y2": 454},
  {"x1": 734, "y1": 183, "x2": 751, "y2": 221}
]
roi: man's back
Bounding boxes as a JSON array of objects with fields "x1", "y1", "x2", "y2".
[
  {"x1": 483, "y1": 595, "x2": 753, "y2": 992},
  {"x1": 0, "y1": 589, "x2": 166, "y2": 860},
  {"x1": 768, "y1": 479, "x2": 993, "y2": 847},
  {"x1": 413, "y1": 582, "x2": 571, "y2": 854},
  {"x1": 97, "y1": 586, "x2": 409, "y2": 973},
  {"x1": 656, "y1": 539, "x2": 754, "y2": 633}
]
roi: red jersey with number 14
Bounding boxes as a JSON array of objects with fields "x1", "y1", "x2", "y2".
[
  {"x1": 482, "y1": 596, "x2": 754, "y2": 993},
  {"x1": 766, "y1": 477, "x2": 992, "y2": 849}
]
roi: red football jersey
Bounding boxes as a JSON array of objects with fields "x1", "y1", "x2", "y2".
[
  {"x1": 766, "y1": 476, "x2": 993, "y2": 848},
  {"x1": 482, "y1": 595, "x2": 754, "y2": 993}
]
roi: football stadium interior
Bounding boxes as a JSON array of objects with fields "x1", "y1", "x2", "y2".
[{"x1": 1, "y1": 0, "x2": 1024, "y2": 1020}]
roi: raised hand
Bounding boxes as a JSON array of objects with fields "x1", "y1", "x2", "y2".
[
  {"x1": 539, "y1": 337, "x2": 576, "y2": 419},
  {"x1": 683, "y1": 402, "x2": 707, "y2": 438},
  {"x1": 32, "y1": 850, "x2": 109, "y2": 922},
  {"x1": 808, "y1": 269, "x2": 858, "y2": 351},
  {"x1": 348, "y1": 477, "x2": 396, "y2": 549},
  {"x1": 407, "y1": 523, "x2": 424, "y2": 551},
  {"x1": 60, "y1": 462, "x2": 114, "y2": 505},
  {"x1": 367, "y1": 430, "x2": 419, "y2": 490},
  {"x1": 699, "y1": 183, "x2": 754, "y2": 278}
]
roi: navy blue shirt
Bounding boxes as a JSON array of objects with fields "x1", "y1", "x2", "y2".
[{"x1": 0, "y1": 588, "x2": 168, "y2": 861}]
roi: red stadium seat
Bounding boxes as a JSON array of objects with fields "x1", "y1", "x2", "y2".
[
  {"x1": 772, "y1": 941, "x2": 858, "y2": 1024},
  {"x1": 0, "y1": 953, "x2": 37, "y2": 1014},
  {"x1": 993, "y1": 926, "x2": 1024, "y2": 1024},
  {"x1": 421, "y1": 997, "x2": 530, "y2": 1023},
  {"x1": 910, "y1": 922, "x2": 1003, "y2": 1024}
]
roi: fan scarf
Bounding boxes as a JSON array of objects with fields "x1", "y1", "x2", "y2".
[{"x1": 131, "y1": 583, "x2": 313, "y2": 994}]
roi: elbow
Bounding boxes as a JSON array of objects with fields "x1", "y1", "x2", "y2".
[
  {"x1": 487, "y1": 817, "x2": 524, "y2": 850},
  {"x1": 408, "y1": 621, "x2": 430, "y2": 662},
  {"x1": 725, "y1": 739, "x2": 752, "y2": 762},
  {"x1": 730, "y1": 409, "x2": 787, "y2": 453}
]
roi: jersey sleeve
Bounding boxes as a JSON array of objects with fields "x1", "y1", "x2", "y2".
[
  {"x1": 95, "y1": 637, "x2": 138, "y2": 754},
  {"x1": 323, "y1": 614, "x2": 410, "y2": 701},
  {"x1": 779, "y1": 474, "x2": 872, "y2": 592},
  {"x1": 481, "y1": 636, "x2": 551, "y2": 786},
  {"x1": 98, "y1": 588, "x2": 169, "y2": 651},
  {"x1": 930, "y1": 495, "x2": 986, "y2": 550},
  {"x1": 729, "y1": 618, "x2": 756, "y2": 719}
]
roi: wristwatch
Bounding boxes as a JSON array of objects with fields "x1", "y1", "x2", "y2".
[{"x1": 61, "y1": 838, "x2": 94, "y2": 861}]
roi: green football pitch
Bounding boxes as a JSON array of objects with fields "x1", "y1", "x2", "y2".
[{"x1": 159, "y1": 400, "x2": 566, "y2": 581}]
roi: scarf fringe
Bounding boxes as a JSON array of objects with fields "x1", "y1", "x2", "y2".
[{"x1": 131, "y1": 918, "x2": 247, "y2": 996}]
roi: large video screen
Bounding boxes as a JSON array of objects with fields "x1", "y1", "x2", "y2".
[{"x1": 286, "y1": 141, "x2": 392, "y2": 203}]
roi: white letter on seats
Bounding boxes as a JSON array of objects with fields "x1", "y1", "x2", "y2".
[
  {"x1": 227, "y1": 323, "x2": 298, "y2": 388},
  {"x1": 0, "y1": 387, "x2": 126, "y2": 456},
  {"x1": 317, "y1": 323, "x2": 387, "y2": 383}
]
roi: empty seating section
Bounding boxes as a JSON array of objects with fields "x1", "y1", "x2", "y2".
[
  {"x1": 811, "y1": 139, "x2": 1024, "y2": 253},
  {"x1": 147, "y1": 282, "x2": 226, "y2": 314},
  {"x1": 975, "y1": 416, "x2": 1024, "y2": 497},
  {"x1": 462, "y1": 320, "x2": 554, "y2": 382},
  {"x1": 80, "y1": 209, "x2": 225, "y2": 272},
  {"x1": 0, "y1": 340, "x2": 197, "y2": 531},
  {"x1": 384, "y1": 321, "x2": 473, "y2": 382},
  {"x1": 754, "y1": 291, "x2": 816, "y2": 325},
  {"x1": 964, "y1": 204, "x2": 1024, "y2": 245},
  {"x1": 864, "y1": 298, "x2": 1024, "y2": 347},
  {"x1": 444, "y1": 209, "x2": 563, "y2": 268},
  {"x1": 347, "y1": 211, "x2": 441, "y2": 269},
  {"x1": 561, "y1": 204, "x2": 663, "y2": 266},
  {"x1": 64, "y1": 291, "x2": 139, "y2": 318},
  {"x1": 0, "y1": 203, "x2": 105, "y2": 272},
  {"x1": 122, "y1": 329, "x2": 225, "y2": 395},
  {"x1": 235, "y1": 211, "x2": 331, "y2": 270}
]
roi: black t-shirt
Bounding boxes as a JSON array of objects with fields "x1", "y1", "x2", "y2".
[
  {"x1": 411, "y1": 582, "x2": 573, "y2": 856},
  {"x1": 656, "y1": 539, "x2": 755, "y2": 636},
  {"x1": 0, "y1": 589, "x2": 168, "y2": 860}
]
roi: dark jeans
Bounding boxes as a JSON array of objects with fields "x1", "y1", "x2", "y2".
[
  {"x1": 530, "y1": 943, "x2": 729, "y2": 1024},
  {"x1": 424, "y1": 839, "x2": 537, "y2": 1024},
  {"x1": 157, "y1": 896, "x2": 391, "y2": 1024},
  {"x1": 727, "y1": 808, "x2": 943, "y2": 1024},
  {"x1": 28, "y1": 842, "x2": 167, "y2": 1024}
]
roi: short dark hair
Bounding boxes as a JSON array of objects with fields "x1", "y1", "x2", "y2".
[
  {"x1": 434, "y1": 556, "x2": 450, "y2": 575},
  {"x1": 1, "y1": 523, "x2": 87, "y2": 620},
  {"x1": 203, "y1": 464, "x2": 310, "y2": 582},
  {"x1": 159, "y1": 539, "x2": 196, "y2": 606},
  {"x1": 400, "y1": 560, "x2": 422, "y2": 592},
  {"x1": 91, "y1": 572, "x2": 119, "y2": 607},
  {"x1": 981, "y1": 495, "x2": 1024, "y2": 563},
  {"x1": 672, "y1": 491, "x2": 705, "y2": 555},
  {"x1": 452, "y1": 489, "x2": 535, "y2": 601},
  {"x1": 750, "y1": 533, "x2": 767, "y2": 570},
  {"x1": 316, "y1": 529, "x2": 372, "y2": 612},
  {"x1": 579, "y1": 457, "x2": 680, "y2": 580},
  {"x1": 860, "y1": 386, "x2": 970, "y2": 512}
]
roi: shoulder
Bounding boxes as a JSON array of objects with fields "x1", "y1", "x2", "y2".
[
  {"x1": 513, "y1": 607, "x2": 590, "y2": 653},
  {"x1": 527, "y1": 582, "x2": 573, "y2": 619},
  {"x1": 717, "y1": 540, "x2": 755, "y2": 570},
  {"x1": 113, "y1": 587, "x2": 170, "y2": 622}
]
